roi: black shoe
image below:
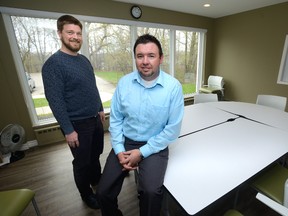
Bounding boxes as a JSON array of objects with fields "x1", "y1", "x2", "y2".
[{"x1": 82, "y1": 194, "x2": 100, "y2": 209}]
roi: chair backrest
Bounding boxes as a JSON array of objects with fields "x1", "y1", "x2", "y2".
[
  {"x1": 256, "y1": 95, "x2": 287, "y2": 111},
  {"x1": 194, "y1": 94, "x2": 218, "y2": 104},
  {"x1": 0, "y1": 189, "x2": 41, "y2": 216},
  {"x1": 207, "y1": 75, "x2": 224, "y2": 89}
]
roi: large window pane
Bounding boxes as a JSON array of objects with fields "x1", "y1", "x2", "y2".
[
  {"x1": 176, "y1": 30, "x2": 199, "y2": 96},
  {"x1": 85, "y1": 23, "x2": 132, "y2": 111},
  {"x1": 11, "y1": 16, "x2": 59, "y2": 122}
]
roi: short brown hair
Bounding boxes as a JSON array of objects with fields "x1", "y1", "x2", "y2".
[
  {"x1": 133, "y1": 34, "x2": 163, "y2": 57},
  {"x1": 57, "y1": 15, "x2": 82, "y2": 32}
]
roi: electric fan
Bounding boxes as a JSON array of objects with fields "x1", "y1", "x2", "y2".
[{"x1": 0, "y1": 124, "x2": 25, "y2": 154}]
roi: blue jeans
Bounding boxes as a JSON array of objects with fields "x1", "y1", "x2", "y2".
[{"x1": 70, "y1": 115, "x2": 104, "y2": 198}]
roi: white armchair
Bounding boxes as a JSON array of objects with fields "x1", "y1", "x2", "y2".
[{"x1": 199, "y1": 75, "x2": 225, "y2": 100}]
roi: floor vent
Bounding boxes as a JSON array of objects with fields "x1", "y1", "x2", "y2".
[{"x1": 34, "y1": 125, "x2": 65, "y2": 145}]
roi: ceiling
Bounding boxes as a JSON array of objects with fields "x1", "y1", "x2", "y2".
[{"x1": 113, "y1": 0, "x2": 288, "y2": 18}]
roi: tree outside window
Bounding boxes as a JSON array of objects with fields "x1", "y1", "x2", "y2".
[{"x1": 8, "y1": 14, "x2": 205, "y2": 126}]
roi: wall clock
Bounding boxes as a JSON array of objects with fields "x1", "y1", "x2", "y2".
[{"x1": 130, "y1": 5, "x2": 142, "y2": 19}]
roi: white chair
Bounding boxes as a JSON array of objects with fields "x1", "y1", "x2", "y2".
[
  {"x1": 256, "y1": 95, "x2": 287, "y2": 111},
  {"x1": 256, "y1": 193, "x2": 288, "y2": 216},
  {"x1": 194, "y1": 93, "x2": 218, "y2": 104},
  {"x1": 199, "y1": 75, "x2": 225, "y2": 100},
  {"x1": 251, "y1": 163, "x2": 288, "y2": 215}
]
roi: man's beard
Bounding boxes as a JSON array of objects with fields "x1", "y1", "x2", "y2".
[{"x1": 62, "y1": 38, "x2": 81, "y2": 52}]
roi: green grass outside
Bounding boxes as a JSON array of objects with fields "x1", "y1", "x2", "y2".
[
  {"x1": 33, "y1": 72, "x2": 196, "y2": 109},
  {"x1": 100, "y1": 83, "x2": 195, "y2": 109},
  {"x1": 33, "y1": 98, "x2": 49, "y2": 107},
  {"x1": 182, "y1": 83, "x2": 196, "y2": 94},
  {"x1": 95, "y1": 71, "x2": 125, "y2": 84},
  {"x1": 95, "y1": 70, "x2": 196, "y2": 94}
]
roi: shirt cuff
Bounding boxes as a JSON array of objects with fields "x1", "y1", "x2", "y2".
[
  {"x1": 139, "y1": 144, "x2": 151, "y2": 158},
  {"x1": 113, "y1": 144, "x2": 126, "y2": 155}
]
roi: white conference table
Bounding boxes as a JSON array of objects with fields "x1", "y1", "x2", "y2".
[
  {"x1": 164, "y1": 102, "x2": 288, "y2": 215},
  {"x1": 207, "y1": 101, "x2": 288, "y2": 132},
  {"x1": 179, "y1": 103, "x2": 237, "y2": 137}
]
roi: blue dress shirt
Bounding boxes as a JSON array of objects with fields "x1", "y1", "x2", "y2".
[{"x1": 109, "y1": 70, "x2": 184, "y2": 158}]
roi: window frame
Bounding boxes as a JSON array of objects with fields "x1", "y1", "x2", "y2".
[
  {"x1": 1, "y1": 7, "x2": 207, "y2": 126},
  {"x1": 277, "y1": 34, "x2": 288, "y2": 85}
]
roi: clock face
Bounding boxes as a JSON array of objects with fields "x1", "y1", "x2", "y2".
[{"x1": 131, "y1": 6, "x2": 142, "y2": 19}]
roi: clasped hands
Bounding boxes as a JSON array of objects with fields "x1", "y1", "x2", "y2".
[{"x1": 118, "y1": 149, "x2": 142, "y2": 171}]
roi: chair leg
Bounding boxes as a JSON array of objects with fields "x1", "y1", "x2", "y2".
[
  {"x1": 233, "y1": 189, "x2": 240, "y2": 208},
  {"x1": 134, "y1": 169, "x2": 139, "y2": 185},
  {"x1": 134, "y1": 169, "x2": 140, "y2": 199},
  {"x1": 32, "y1": 197, "x2": 41, "y2": 216}
]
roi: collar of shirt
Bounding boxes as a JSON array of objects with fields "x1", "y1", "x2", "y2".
[{"x1": 132, "y1": 70, "x2": 165, "y2": 88}]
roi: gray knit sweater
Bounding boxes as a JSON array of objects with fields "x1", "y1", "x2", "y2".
[{"x1": 42, "y1": 50, "x2": 103, "y2": 135}]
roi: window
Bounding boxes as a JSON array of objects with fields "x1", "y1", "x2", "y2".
[
  {"x1": 1, "y1": 7, "x2": 207, "y2": 127},
  {"x1": 175, "y1": 31, "x2": 199, "y2": 95},
  {"x1": 278, "y1": 35, "x2": 288, "y2": 85},
  {"x1": 84, "y1": 22, "x2": 132, "y2": 110}
]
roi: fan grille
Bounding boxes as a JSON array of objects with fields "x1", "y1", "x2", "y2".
[{"x1": 0, "y1": 124, "x2": 25, "y2": 153}]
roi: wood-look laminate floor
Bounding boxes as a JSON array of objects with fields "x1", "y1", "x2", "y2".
[{"x1": 0, "y1": 132, "x2": 281, "y2": 216}]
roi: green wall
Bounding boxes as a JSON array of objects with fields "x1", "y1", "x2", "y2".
[{"x1": 212, "y1": 2, "x2": 288, "y2": 104}]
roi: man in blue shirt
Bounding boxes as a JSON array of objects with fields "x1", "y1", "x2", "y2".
[{"x1": 97, "y1": 34, "x2": 184, "y2": 216}]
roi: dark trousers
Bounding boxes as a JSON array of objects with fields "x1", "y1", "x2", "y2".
[
  {"x1": 70, "y1": 115, "x2": 104, "y2": 198},
  {"x1": 97, "y1": 137, "x2": 168, "y2": 216}
]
